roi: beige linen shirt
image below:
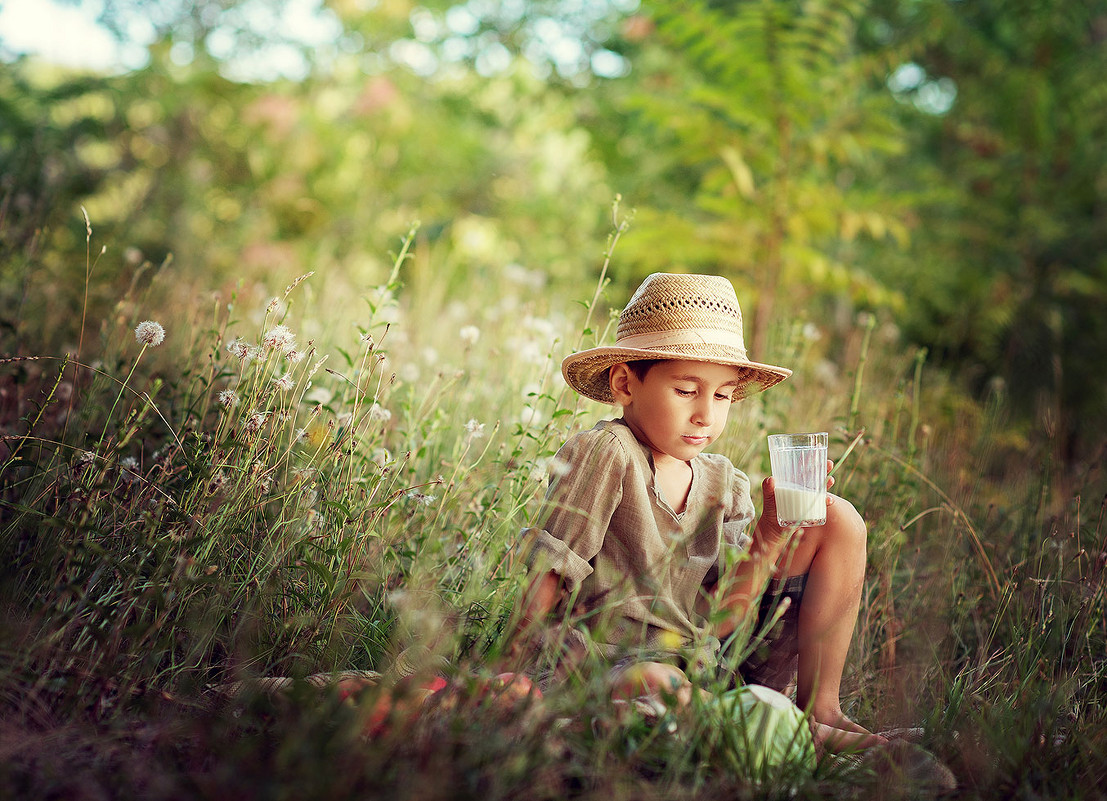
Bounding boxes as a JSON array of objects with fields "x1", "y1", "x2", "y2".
[{"x1": 526, "y1": 419, "x2": 756, "y2": 669}]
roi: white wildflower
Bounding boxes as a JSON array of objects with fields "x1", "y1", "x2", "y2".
[
  {"x1": 285, "y1": 349, "x2": 305, "y2": 364},
  {"x1": 291, "y1": 466, "x2": 316, "y2": 483},
  {"x1": 226, "y1": 337, "x2": 251, "y2": 360},
  {"x1": 406, "y1": 491, "x2": 437, "y2": 507},
  {"x1": 464, "y1": 419, "x2": 485, "y2": 440},
  {"x1": 273, "y1": 373, "x2": 295, "y2": 392},
  {"x1": 245, "y1": 411, "x2": 268, "y2": 433},
  {"x1": 218, "y1": 389, "x2": 239, "y2": 408},
  {"x1": 134, "y1": 320, "x2": 165, "y2": 347},
  {"x1": 120, "y1": 456, "x2": 140, "y2": 483},
  {"x1": 367, "y1": 403, "x2": 392, "y2": 423},
  {"x1": 459, "y1": 325, "x2": 480, "y2": 346},
  {"x1": 262, "y1": 324, "x2": 296, "y2": 353}
]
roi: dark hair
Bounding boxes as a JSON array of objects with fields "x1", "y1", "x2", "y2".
[{"x1": 625, "y1": 359, "x2": 662, "y2": 381}]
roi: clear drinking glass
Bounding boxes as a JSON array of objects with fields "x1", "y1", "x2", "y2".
[{"x1": 767, "y1": 432, "x2": 829, "y2": 527}]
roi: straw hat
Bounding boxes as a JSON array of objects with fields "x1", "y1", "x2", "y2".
[{"x1": 561, "y1": 273, "x2": 792, "y2": 404}]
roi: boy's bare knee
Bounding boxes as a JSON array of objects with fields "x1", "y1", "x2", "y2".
[{"x1": 827, "y1": 494, "x2": 867, "y2": 549}]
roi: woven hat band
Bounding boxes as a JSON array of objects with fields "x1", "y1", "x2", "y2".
[{"x1": 616, "y1": 327, "x2": 748, "y2": 355}]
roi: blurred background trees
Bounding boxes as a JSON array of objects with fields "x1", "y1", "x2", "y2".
[{"x1": 2, "y1": 0, "x2": 1104, "y2": 460}]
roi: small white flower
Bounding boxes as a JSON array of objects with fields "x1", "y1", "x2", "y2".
[
  {"x1": 120, "y1": 456, "x2": 140, "y2": 482},
  {"x1": 226, "y1": 337, "x2": 251, "y2": 360},
  {"x1": 273, "y1": 373, "x2": 295, "y2": 392},
  {"x1": 406, "y1": 491, "x2": 437, "y2": 507},
  {"x1": 218, "y1": 389, "x2": 239, "y2": 408},
  {"x1": 134, "y1": 321, "x2": 165, "y2": 347},
  {"x1": 464, "y1": 419, "x2": 485, "y2": 439},
  {"x1": 285, "y1": 349, "x2": 305, "y2": 364},
  {"x1": 459, "y1": 325, "x2": 480, "y2": 346},
  {"x1": 245, "y1": 411, "x2": 268, "y2": 433},
  {"x1": 368, "y1": 403, "x2": 391, "y2": 423},
  {"x1": 291, "y1": 466, "x2": 316, "y2": 483},
  {"x1": 262, "y1": 324, "x2": 296, "y2": 353}
]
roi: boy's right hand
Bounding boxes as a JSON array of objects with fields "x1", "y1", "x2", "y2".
[{"x1": 753, "y1": 477, "x2": 801, "y2": 558}]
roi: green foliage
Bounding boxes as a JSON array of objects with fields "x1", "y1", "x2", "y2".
[
  {"x1": 864, "y1": 0, "x2": 1107, "y2": 458},
  {"x1": 589, "y1": 0, "x2": 909, "y2": 350}
]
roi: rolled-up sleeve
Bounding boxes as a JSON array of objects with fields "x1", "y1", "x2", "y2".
[{"x1": 524, "y1": 427, "x2": 628, "y2": 593}]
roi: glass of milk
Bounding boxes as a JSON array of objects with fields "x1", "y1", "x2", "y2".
[{"x1": 767, "y1": 432, "x2": 829, "y2": 527}]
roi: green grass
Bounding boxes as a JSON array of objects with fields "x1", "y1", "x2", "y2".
[{"x1": 1, "y1": 220, "x2": 1105, "y2": 800}]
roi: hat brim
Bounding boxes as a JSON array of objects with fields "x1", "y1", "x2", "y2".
[{"x1": 561, "y1": 345, "x2": 792, "y2": 405}]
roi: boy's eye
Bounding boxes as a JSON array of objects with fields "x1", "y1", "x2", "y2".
[
  {"x1": 714, "y1": 393, "x2": 731, "y2": 401},
  {"x1": 674, "y1": 388, "x2": 695, "y2": 397}
]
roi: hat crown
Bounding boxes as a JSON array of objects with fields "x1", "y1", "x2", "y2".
[{"x1": 615, "y1": 273, "x2": 747, "y2": 356}]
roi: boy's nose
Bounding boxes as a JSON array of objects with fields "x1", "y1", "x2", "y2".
[{"x1": 691, "y1": 399, "x2": 714, "y2": 427}]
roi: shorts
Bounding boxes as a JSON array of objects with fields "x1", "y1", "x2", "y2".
[{"x1": 736, "y1": 573, "x2": 807, "y2": 692}]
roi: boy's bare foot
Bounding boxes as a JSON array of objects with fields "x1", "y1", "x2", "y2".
[{"x1": 812, "y1": 720, "x2": 888, "y2": 755}]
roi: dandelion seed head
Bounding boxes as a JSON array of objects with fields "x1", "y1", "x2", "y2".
[
  {"x1": 134, "y1": 320, "x2": 165, "y2": 347},
  {"x1": 368, "y1": 403, "x2": 392, "y2": 423},
  {"x1": 218, "y1": 389, "x2": 239, "y2": 408},
  {"x1": 464, "y1": 419, "x2": 485, "y2": 439},
  {"x1": 292, "y1": 466, "x2": 316, "y2": 483},
  {"x1": 285, "y1": 349, "x2": 305, "y2": 364},
  {"x1": 406, "y1": 491, "x2": 436, "y2": 507},
  {"x1": 273, "y1": 373, "x2": 295, "y2": 392},
  {"x1": 226, "y1": 337, "x2": 251, "y2": 360},
  {"x1": 245, "y1": 411, "x2": 269, "y2": 433},
  {"x1": 459, "y1": 325, "x2": 480, "y2": 346},
  {"x1": 262, "y1": 324, "x2": 296, "y2": 353}
]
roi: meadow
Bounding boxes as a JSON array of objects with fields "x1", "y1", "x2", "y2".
[{"x1": 1, "y1": 206, "x2": 1104, "y2": 801}]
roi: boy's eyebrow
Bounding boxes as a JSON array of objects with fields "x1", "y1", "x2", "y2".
[{"x1": 671, "y1": 373, "x2": 742, "y2": 388}]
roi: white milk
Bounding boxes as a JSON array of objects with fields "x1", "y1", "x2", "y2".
[{"x1": 774, "y1": 484, "x2": 826, "y2": 526}]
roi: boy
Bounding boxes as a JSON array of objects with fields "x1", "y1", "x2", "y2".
[{"x1": 514, "y1": 272, "x2": 883, "y2": 753}]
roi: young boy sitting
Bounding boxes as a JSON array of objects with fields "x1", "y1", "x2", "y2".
[{"x1": 513, "y1": 272, "x2": 884, "y2": 753}]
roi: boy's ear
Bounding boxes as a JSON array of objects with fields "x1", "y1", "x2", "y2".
[{"x1": 609, "y1": 363, "x2": 634, "y2": 405}]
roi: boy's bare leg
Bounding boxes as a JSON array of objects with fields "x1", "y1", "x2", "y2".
[{"x1": 776, "y1": 494, "x2": 886, "y2": 751}]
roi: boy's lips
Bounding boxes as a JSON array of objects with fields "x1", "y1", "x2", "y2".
[{"x1": 682, "y1": 434, "x2": 710, "y2": 446}]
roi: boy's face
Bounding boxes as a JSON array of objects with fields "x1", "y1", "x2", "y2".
[{"x1": 610, "y1": 359, "x2": 742, "y2": 467}]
